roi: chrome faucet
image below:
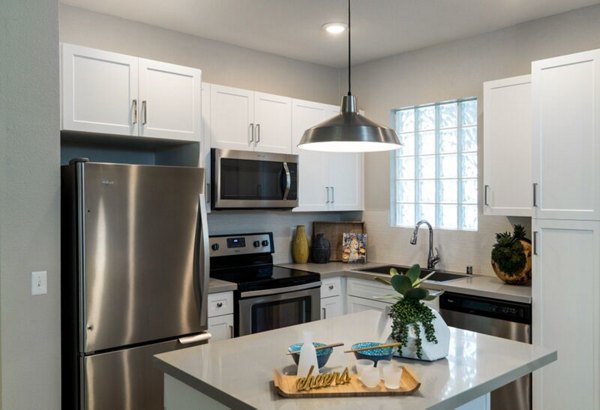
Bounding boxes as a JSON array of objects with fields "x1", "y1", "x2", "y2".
[{"x1": 410, "y1": 220, "x2": 440, "y2": 270}]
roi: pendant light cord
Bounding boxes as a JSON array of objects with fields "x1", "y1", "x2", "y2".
[{"x1": 347, "y1": 0, "x2": 352, "y2": 96}]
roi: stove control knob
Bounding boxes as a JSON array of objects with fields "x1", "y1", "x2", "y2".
[
  {"x1": 211, "y1": 243, "x2": 219, "y2": 251},
  {"x1": 253, "y1": 240, "x2": 261, "y2": 247},
  {"x1": 262, "y1": 240, "x2": 269, "y2": 247}
]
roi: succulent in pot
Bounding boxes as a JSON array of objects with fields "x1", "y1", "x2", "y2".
[
  {"x1": 376, "y1": 264, "x2": 447, "y2": 361},
  {"x1": 491, "y1": 224, "x2": 531, "y2": 285}
]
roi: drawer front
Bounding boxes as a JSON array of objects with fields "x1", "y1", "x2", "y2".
[
  {"x1": 347, "y1": 278, "x2": 392, "y2": 300},
  {"x1": 207, "y1": 292, "x2": 234, "y2": 317},
  {"x1": 320, "y1": 277, "x2": 342, "y2": 298}
]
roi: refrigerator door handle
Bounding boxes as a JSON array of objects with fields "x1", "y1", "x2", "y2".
[
  {"x1": 198, "y1": 193, "x2": 210, "y2": 329},
  {"x1": 178, "y1": 332, "x2": 212, "y2": 345}
]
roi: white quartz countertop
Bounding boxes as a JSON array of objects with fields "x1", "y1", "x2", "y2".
[
  {"x1": 154, "y1": 310, "x2": 555, "y2": 410},
  {"x1": 208, "y1": 278, "x2": 237, "y2": 293},
  {"x1": 278, "y1": 262, "x2": 532, "y2": 304}
]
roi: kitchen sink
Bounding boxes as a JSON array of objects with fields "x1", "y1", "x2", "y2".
[{"x1": 357, "y1": 265, "x2": 468, "y2": 282}]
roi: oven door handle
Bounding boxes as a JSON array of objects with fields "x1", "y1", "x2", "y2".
[{"x1": 240, "y1": 281, "x2": 321, "y2": 298}]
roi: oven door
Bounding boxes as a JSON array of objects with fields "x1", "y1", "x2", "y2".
[
  {"x1": 237, "y1": 283, "x2": 320, "y2": 336},
  {"x1": 212, "y1": 148, "x2": 298, "y2": 209}
]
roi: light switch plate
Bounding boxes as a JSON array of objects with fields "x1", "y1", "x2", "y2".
[{"x1": 31, "y1": 271, "x2": 47, "y2": 295}]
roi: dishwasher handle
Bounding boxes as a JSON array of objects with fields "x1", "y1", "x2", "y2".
[{"x1": 439, "y1": 292, "x2": 531, "y2": 325}]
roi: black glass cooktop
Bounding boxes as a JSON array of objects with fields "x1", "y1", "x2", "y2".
[{"x1": 210, "y1": 265, "x2": 320, "y2": 292}]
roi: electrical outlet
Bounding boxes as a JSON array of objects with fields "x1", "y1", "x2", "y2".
[{"x1": 31, "y1": 271, "x2": 47, "y2": 295}]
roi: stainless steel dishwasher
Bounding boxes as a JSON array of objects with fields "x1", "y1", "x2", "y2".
[{"x1": 439, "y1": 292, "x2": 532, "y2": 410}]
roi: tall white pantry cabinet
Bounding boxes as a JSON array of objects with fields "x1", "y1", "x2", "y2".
[{"x1": 531, "y1": 49, "x2": 600, "y2": 410}]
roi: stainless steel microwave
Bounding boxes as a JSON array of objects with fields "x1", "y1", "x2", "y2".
[{"x1": 210, "y1": 148, "x2": 298, "y2": 209}]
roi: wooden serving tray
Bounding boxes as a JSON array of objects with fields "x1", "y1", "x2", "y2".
[
  {"x1": 312, "y1": 221, "x2": 365, "y2": 262},
  {"x1": 273, "y1": 366, "x2": 420, "y2": 398}
]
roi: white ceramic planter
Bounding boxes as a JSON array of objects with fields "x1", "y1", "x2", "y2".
[{"x1": 382, "y1": 305, "x2": 450, "y2": 361}]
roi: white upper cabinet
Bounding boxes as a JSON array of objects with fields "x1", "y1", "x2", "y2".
[
  {"x1": 61, "y1": 43, "x2": 201, "y2": 142},
  {"x1": 291, "y1": 99, "x2": 364, "y2": 212},
  {"x1": 532, "y1": 49, "x2": 600, "y2": 220},
  {"x1": 62, "y1": 43, "x2": 139, "y2": 136},
  {"x1": 209, "y1": 84, "x2": 292, "y2": 153},
  {"x1": 483, "y1": 75, "x2": 532, "y2": 217},
  {"x1": 138, "y1": 59, "x2": 201, "y2": 140}
]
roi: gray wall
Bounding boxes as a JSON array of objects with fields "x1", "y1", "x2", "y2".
[
  {"x1": 351, "y1": 4, "x2": 600, "y2": 276},
  {"x1": 0, "y1": 0, "x2": 61, "y2": 409},
  {"x1": 59, "y1": 5, "x2": 341, "y2": 104}
]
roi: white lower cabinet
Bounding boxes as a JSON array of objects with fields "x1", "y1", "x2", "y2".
[
  {"x1": 346, "y1": 277, "x2": 440, "y2": 312},
  {"x1": 207, "y1": 292, "x2": 234, "y2": 342},
  {"x1": 320, "y1": 277, "x2": 344, "y2": 319},
  {"x1": 532, "y1": 219, "x2": 600, "y2": 410},
  {"x1": 347, "y1": 295, "x2": 391, "y2": 314}
]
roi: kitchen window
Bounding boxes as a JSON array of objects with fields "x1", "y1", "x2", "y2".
[{"x1": 391, "y1": 98, "x2": 478, "y2": 231}]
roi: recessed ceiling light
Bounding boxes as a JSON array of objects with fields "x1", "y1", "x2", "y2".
[{"x1": 322, "y1": 22, "x2": 347, "y2": 35}]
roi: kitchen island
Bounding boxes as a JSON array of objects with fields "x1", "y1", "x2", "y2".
[{"x1": 154, "y1": 310, "x2": 556, "y2": 410}]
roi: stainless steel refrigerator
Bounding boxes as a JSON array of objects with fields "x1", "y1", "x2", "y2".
[{"x1": 61, "y1": 159, "x2": 210, "y2": 410}]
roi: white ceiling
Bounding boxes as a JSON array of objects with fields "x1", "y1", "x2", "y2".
[{"x1": 61, "y1": 0, "x2": 600, "y2": 68}]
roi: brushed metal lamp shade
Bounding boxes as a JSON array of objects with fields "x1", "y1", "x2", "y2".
[
  {"x1": 297, "y1": 0, "x2": 401, "y2": 153},
  {"x1": 298, "y1": 95, "x2": 401, "y2": 152}
]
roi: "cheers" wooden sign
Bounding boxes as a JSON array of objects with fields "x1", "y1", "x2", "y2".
[{"x1": 295, "y1": 365, "x2": 352, "y2": 392}]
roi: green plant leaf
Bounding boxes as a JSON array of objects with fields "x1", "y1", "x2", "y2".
[
  {"x1": 413, "y1": 270, "x2": 436, "y2": 287},
  {"x1": 391, "y1": 274, "x2": 412, "y2": 295},
  {"x1": 424, "y1": 290, "x2": 444, "y2": 301},
  {"x1": 406, "y1": 264, "x2": 421, "y2": 284},
  {"x1": 389, "y1": 267, "x2": 399, "y2": 277},
  {"x1": 373, "y1": 294, "x2": 402, "y2": 301},
  {"x1": 404, "y1": 287, "x2": 428, "y2": 300}
]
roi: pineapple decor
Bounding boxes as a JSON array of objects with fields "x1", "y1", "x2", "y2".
[{"x1": 491, "y1": 225, "x2": 532, "y2": 285}]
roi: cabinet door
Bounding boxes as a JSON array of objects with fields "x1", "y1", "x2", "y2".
[
  {"x1": 210, "y1": 85, "x2": 255, "y2": 151},
  {"x1": 207, "y1": 314, "x2": 234, "y2": 342},
  {"x1": 347, "y1": 296, "x2": 391, "y2": 314},
  {"x1": 483, "y1": 75, "x2": 532, "y2": 216},
  {"x1": 321, "y1": 296, "x2": 343, "y2": 319},
  {"x1": 328, "y1": 152, "x2": 364, "y2": 211},
  {"x1": 138, "y1": 59, "x2": 201, "y2": 141},
  {"x1": 62, "y1": 43, "x2": 138, "y2": 135},
  {"x1": 291, "y1": 100, "x2": 333, "y2": 211},
  {"x1": 532, "y1": 219, "x2": 600, "y2": 410},
  {"x1": 532, "y1": 50, "x2": 600, "y2": 220},
  {"x1": 254, "y1": 92, "x2": 292, "y2": 154}
]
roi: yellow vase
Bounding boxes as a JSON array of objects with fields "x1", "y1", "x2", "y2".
[{"x1": 292, "y1": 225, "x2": 309, "y2": 264}]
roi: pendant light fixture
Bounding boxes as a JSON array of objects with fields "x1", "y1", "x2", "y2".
[{"x1": 298, "y1": 0, "x2": 401, "y2": 153}]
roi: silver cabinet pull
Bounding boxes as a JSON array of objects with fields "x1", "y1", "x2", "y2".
[
  {"x1": 132, "y1": 99, "x2": 138, "y2": 124},
  {"x1": 229, "y1": 324, "x2": 234, "y2": 339},
  {"x1": 328, "y1": 285, "x2": 334, "y2": 290},
  {"x1": 141, "y1": 100, "x2": 147, "y2": 125},
  {"x1": 331, "y1": 186, "x2": 335, "y2": 204},
  {"x1": 484, "y1": 185, "x2": 489, "y2": 206},
  {"x1": 322, "y1": 307, "x2": 327, "y2": 319},
  {"x1": 216, "y1": 302, "x2": 223, "y2": 308},
  {"x1": 256, "y1": 123, "x2": 261, "y2": 143},
  {"x1": 532, "y1": 183, "x2": 538, "y2": 207},
  {"x1": 249, "y1": 123, "x2": 254, "y2": 144},
  {"x1": 533, "y1": 231, "x2": 538, "y2": 255},
  {"x1": 326, "y1": 187, "x2": 330, "y2": 204}
]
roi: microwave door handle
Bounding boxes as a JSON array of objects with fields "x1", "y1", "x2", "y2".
[
  {"x1": 197, "y1": 193, "x2": 210, "y2": 329},
  {"x1": 282, "y1": 162, "x2": 291, "y2": 200}
]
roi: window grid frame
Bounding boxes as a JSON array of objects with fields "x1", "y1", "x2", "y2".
[{"x1": 391, "y1": 98, "x2": 478, "y2": 231}]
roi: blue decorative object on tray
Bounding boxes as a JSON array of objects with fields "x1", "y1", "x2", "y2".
[
  {"x1": 288, "y1": 342, "x2": 333, "y2": 369},
  {"x1": 351, "y1": 342, "x2": 393, "y2": 364}
]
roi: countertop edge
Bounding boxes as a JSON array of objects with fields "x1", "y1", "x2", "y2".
[
  {"x1": 428, "y1": 350, "x2": 557, "y2": 410},
  {"x1": 153, "y1": 356, "x2": 255, "y2": 410},
  {"x1": 208, "y1": 278, "x2": 237, "y2": 294}
]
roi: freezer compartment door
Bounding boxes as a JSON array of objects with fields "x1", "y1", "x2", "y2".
[
  {"x1": 81, "y1": 163, "x2": 208, "y2": 352},
  {"x1": 83, "y1": 337, "x2": 204, "y2": 410}
]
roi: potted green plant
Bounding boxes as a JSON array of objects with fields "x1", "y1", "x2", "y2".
[
  {"x1": 491, "y1": 224, "x2": 532, "y2": 285},
  {"x1": 376, "y1": 264, "x2": 449, "y2": 361}
]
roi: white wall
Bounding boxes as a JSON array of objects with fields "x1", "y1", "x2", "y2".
[
  {"x1": 59, "y1": 4, "x2": 341, "y2": 104},
  {"x1": 0, "y1": 0, "x2": 61, "y2": 409},
  {"x1": 351, "y1": 4, "x2": 600, "y2": 275}
]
